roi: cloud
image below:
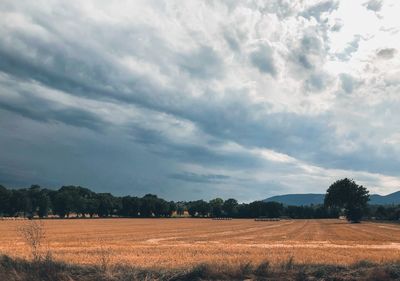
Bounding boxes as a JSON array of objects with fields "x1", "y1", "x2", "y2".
[
  {"x1": 305, "y1": 73, "x2": 332, "y2": 91},
  {"x1": 178, "y1": 46, "x2": 225, "y2": 79},
  {"x1": 301, "y1": 1, "x2": 339, "y2": 21},
  {"x1": 250, "y1": 44, "x2": 277, "y2": 76},
  {"x1": 339, "y1": 73, "x2": 357, "y2": 93},
  {"x1": 169, "y1": 172, "x2": 230, "y2": 184},
  {"x1": 0, "y1": 0, "x2": 400, "y2": 201},
  {"x1": 296, "y1": 35, "x2": 324, "y2": 70},
  {"x1": 335, "y1": 35, "x2": 362, "y2": 61},
  {"x1": 330, "y1": 19, "x2": 343, "y2": 32},
  {"x1": 363, "y1": 0, "x2": 383, "y2": 12},
  {"x1": 376, "y1": 48, "x2": 397, "y2": 59}
]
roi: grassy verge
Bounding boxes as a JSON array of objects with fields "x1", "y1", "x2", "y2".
[{"x1": 1, "y1": 255, "x2": 400, "y2": 281}]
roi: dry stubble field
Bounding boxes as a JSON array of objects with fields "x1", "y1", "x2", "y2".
[{"x1": 0, "y1": 219, "x2": 399, "y2": 268}]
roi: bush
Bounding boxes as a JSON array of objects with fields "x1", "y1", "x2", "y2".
[{"x1": 0, "y1": 255, "x2": 400, "y2": 281}]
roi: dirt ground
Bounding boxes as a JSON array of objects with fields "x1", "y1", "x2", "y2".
[{"x1": 0, "y1": 218, "x2": 399, "y2": 268}]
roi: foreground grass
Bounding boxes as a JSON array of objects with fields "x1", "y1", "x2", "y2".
[{"x1": 1, "y1": 255, "x2": 400, "y2": 281}]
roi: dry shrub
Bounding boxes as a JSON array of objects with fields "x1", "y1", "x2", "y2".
[
  {"x1": 17, "y1": 220, "x2": 48, "y2": 262},
  {"x1": 295, "y1": 269, "x2": 309, "y2": 281},
  {"x1": 254, "y1": 261, "x2": 270, "y2": 276},
  {"x1": 385, "y1": 263, "x2": 400, "y2": 279},
  {"x1": 364, "y1": 268, "x2": 392, "y2": 281},
  {"x1": 181, "y1": 263, "x2": 212, "y2": 280}
]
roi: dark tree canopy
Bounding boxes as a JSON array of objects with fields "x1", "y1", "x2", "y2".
[
  {"x1": 324, "y1": 178, "x2": 370, "y2": 223},
  {"x1": 222, "y1": 198, "x2": 238, "y2": 217},
  {"x1": 1, "y1": 182, "x2": 397, "y2": 221},
  {"x1": 209, "y1": 198, "x2": 224, "y2": 217}
]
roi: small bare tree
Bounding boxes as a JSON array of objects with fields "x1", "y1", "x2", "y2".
[{"x1": 18, "y1": 220, "x2": 46, "y2": 262}]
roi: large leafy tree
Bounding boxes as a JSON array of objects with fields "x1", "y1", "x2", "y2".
[
  {"x1": 97, "y1": 193, "x2": 115, "y2": 217},
  {"x1": 120, "y1": 196, "x2": 141, "y2": 217},
  {"x1": 52, "y1": 191, "x2": 74, "y2": 218},
  {"x1": 140, "y1": 194, "x2": 158, "y2": 217},
  {"x1": 222, "y1": 199, "x2": 238, "y2": 217},
  {"x1": 209, "y1": 198, "x2": 224, "y2": 217},
  {"x1": 324, "y1": 178, "x2": 369, "y2": 223}
]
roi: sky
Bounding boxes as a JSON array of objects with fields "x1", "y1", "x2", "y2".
[{"x1": 0, "y1": 0, "x2": 400, "y2": 201}]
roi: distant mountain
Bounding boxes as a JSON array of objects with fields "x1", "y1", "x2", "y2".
[
  {"x1": 264, "y1": 191, "x2": 400, "y2": 206},
  {"x1": 264, "y1": 194, "x2": 325, "y2": 206},
  {"x1": 369, "y1": 191, "x2": 400, "y2": 205}
]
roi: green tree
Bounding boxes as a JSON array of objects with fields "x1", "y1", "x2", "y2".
[
  {"x1": 264, "y1": 202, "x2": 283, "y2": 218},
  {"x1": 8, "y1": 189, "x2": 31, "y2": 217},
  {"x1": 37, "y1": 191, "x2": 51, "y2": 218},
  {"x1": 324, "y1": 178, "x2": 369, "y2": 223},
  {"x1": 187, "y1": 200, "x2": 210, "y2": 217},
  {"x1": 222, "y1": 198, "x2": 238, "y2": 217},
  {"x1": 53, "y1": 191, "x2": 74, "y2": 218},
  {"x1": 140, "y1": 194, "x2": 158, "y2": 217},
  {"x1": 120, "y1": 196, "x2": 141, "y2": 217},
  {"x1": 85, "y1": 198, "x2": 100, "y2": 218},
  {"x1": 154, "y1": 198, "x2": 169, "y2": 217},
  {"x1": 97, "y1": 193, "x2": 114, "y2": 217},
  {"x1": 209, "y1": 198, "x2": 223, "y2": 217},
  {"x1": 0, "y1": 185, "x2": 10, "y2": 216}
]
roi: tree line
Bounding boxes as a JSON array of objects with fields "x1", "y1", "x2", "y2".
[
  {"x1": 0, "y1": 184, "x2": 338, "y2": 219},
  {"x1": 0, "y1": 179, "x2": 399, "y2": 221}
]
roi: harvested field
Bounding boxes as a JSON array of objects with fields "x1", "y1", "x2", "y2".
[{"x1": 0, "y1": 219, "x2": 399, "y2": 268}]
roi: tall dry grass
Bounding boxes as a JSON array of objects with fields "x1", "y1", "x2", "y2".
[{"x1": 0, "y1": 255, "x2": 399, "y2": 281}]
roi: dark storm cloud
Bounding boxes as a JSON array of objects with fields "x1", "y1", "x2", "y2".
[
  {"x1": 0, "y1": 89, "x2": 105, "y2": 131},
  {"x1": 313, "y1": 140, "x2": 400, "y2": 176},
  {"x1": 185, "y1": 104, "x2": 334, "y2": 161},
  {"x1": 0, "y1": 17, "x2": 330, "y2": 175},
  {"x1": 1, "y1": 21, "x2": 298, "y2": 172},
  {"x1": 0, "y1": 108, "x2": 187, "y2": 199},
  {"x1": 127, "y1": 125, "x2": 263, "y2": 169},
  {"x1": 0, "y1": 29, "x2": 171, "y2": 112},
  {"x1": 169, "y1": 172, "x2": 230, "y2": 184}
]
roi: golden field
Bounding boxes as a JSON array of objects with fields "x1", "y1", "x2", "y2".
[{"x1": 0, "y1": 219, "x2": 399, "y2": 268}]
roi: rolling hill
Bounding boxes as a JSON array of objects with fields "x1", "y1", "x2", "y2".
[{"x1": 264, "y1": 191, "x2": 400, "y2": 206}]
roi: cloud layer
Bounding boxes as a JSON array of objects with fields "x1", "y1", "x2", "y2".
[{"x1": 0, "y1": 0, "x2": 400, "y2": 201}]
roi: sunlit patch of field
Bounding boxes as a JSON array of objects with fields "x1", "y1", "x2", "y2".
[{"x1": 0, "y1": 219, "x2": 399, "y2": 268}]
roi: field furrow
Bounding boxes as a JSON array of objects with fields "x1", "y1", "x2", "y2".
[{"x1": 0, "y1": 219, "x2": 399, "y2": 268}]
